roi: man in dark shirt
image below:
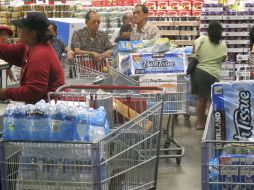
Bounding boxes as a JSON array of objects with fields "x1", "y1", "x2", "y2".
[
  {"x1": 48, "y1": 22, "x2": 74, "y2": 62},
  {"x1": 71, "y1": 11, "x2": 113, "y2": 62}
]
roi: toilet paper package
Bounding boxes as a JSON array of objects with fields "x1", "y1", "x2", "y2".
[
  {"x1": 120, "y1": 52, "x2": 186, "y2": 76},
  {"x1": 212, "y1": 81, "x2": 254, "y2": 142},
  {"x1": 219, "y1": 154, "x2": 242, "y2": 190}
]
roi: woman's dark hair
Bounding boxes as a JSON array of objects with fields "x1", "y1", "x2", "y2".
[
  {"x1": 249, "y1": 26, "x2": 254, "y2": 50},
  {"x1": 34, "y1": 27, "x2": 53, "y2": 43},
  {"x1": 49, "y1": 22, "x2": 57, "y2": 33},
  {"x1": 120, "y1": 24, "x2": 132, "y2": 34},
  {"x1": 208, "y1": 21, "x2": 223, "y2": 45}
]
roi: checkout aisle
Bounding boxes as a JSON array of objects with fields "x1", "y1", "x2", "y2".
[{"x1": 0, "y1": 59, "x2": 203, "y2": 189}]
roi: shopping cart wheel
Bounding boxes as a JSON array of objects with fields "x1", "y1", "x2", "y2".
[
  {"x1": 184, "y1": 114, "x2": 190, "y2": 120},
  {"x1": 176, "y1": 157, "x2": 181, "y2": 165},
  {"x1": 176, "y1": 150, "x2": 182, "y2": 165}
]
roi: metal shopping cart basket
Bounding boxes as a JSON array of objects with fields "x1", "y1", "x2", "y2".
[
  {"x1": 62, "y1": 55, "x2": 113, "y2": 85},
  {"x1": 201, "y1": 107, "x2": 254, "y2": 190},
  {"x1": 107, "y1": 66, "x2": 188, "y2": 164},
  {"x1": 0, "y1": 85, "x2": 163, "y2": 190}
]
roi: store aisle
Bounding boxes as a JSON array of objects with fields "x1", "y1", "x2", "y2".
[{"x1": 157, "y1": 115, "x2": 203, "y2": 190}]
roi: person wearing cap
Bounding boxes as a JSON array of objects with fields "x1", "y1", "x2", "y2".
[
  {"x1": 48, "y1": 22, "x2": 75, "y2": 62},
  {"x1": 0, "y1": 25, "x2": 13, "y2": 44},
  {"x1": 0, "y1": 25, "x2": 18, "y2": 83},
  {"x1": 0, "y1": 12, "x2": 64, "y2": 104},
  {"x1": 71, "y1": 11, "x2": 113, "y2": 62}
]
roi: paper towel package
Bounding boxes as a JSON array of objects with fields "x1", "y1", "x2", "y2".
[
  {"x1": 120, "y1": 52, "x2": 186, "y2": 76},
  {"x1": 212, "y1": 81, "x2": 254, "y2": 142}
]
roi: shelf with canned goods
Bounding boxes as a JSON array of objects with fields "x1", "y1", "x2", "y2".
[
  {"x1": 150, "y1": 21, "x2": 175, "y2": 27},
  {"x1": 172, "y1": 40, "x2": 194, "y2": 46},
  {"x1": 159, "y1": 30, "x2": 179, "y2": 36}
]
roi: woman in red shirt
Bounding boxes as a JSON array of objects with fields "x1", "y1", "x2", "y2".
[{"x1": 0, "y1": 12, "x2": 64, "y2": 104}]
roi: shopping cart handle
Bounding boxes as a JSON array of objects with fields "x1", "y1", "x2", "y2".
[{"x1": 56, "y1": 84, "x2": 163, "y2": 92}]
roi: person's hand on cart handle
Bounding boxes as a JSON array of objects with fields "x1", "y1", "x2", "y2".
[
  {"x1": 0, "y1": 88, "x2": 6, "y2": 100},
  {"x1": 66, "y1": 48, "x2": 75, "y2": 64}
]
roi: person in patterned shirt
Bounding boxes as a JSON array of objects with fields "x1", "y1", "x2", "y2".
[
  {"x1": 48, "y1": 22, "x2": 74, "y2": 63},
  {"x1": 71, "y1": 11, "x2": 113, "y2": 62},
  {"x1": 130, "y1": 4, "x2": 160, "y2": 41}
]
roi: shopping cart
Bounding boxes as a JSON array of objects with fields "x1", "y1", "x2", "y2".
[
  {"x1": 0, "y1": 85, "x2": 163, "y2": 190},
  {"x1": 107, "y1": 66, "x2": 187, "y2": 164},
  {"x1": 62, "y1": 55, "x2": 113, "y2": 85},
  {"x1": 201, "y1": 107, "x2": 254, "y2": 189}
]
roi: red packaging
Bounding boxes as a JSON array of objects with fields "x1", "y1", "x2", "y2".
[
  {"x1": 148, "y1": 10, "x2": 157, "y2": 17},
  {"x1": 192, "y1": 0, "x2": 203, "y2": 10},
  {"x1": 192, "y1": 10, "x2": 201, "y2": 16},
  {"x1": 168, "y1": 0, "x2": 179, "y2": 11},
  {"x1": 133, "y1": 0, "x2": 141, "y2": 5},
  {"x1": 156, "y1": 10, "x2": 168, "y2": 16},
  {"x1": 178, "y1": 10, "x2": 191, "y2": 16},
  {"x1": 166, "y1": 10, "x2": 177, "y2": 16},
  {"x1": 157, "y1": 1, "x2": 168, "y2": 10},
  {"x1": 146, "y1": 1, "x2": 157, "y2": 10},
  {"x1": 179, "y1": 0, "x2": 192, "y2": 11},
  {"x1": 167, "y1": 10, "x2": 178, "y2": 16}
]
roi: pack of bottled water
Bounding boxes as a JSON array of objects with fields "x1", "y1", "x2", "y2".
[{"x1": 2, "y1": 100, "x2": 110, "y2": 142}]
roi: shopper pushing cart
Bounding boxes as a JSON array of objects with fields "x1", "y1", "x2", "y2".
[{"x1": 0, "y1": 84, "x2": 163, "y2": 190}]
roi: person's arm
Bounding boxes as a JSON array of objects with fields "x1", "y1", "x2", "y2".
[
  {"x1": 150, "y1": 25, "x2": 161, "y2": 39},
  {"x1": 0, "y1": 43, "x2": 27, "y2": 67},
  {"x1": 110, "y1": 28, "x2": 120, "y2": 43},
  {"x1": 102, "y1": 50, "x2": 113, "y2": 59},
  {"x1": 64, "y1": 47, "x2": 75, "y2": 62},
  {"x1": 4, "y1": 49, "x2": 52, "y2": 102}
]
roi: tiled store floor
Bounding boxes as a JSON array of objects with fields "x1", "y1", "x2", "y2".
[{"x1": 157, "y1": 115, "x2": 203, "y2": 190}]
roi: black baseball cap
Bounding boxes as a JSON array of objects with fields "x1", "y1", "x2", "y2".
[{"x1": 11, "y1": 12, "x2": 50, "y2": 30}]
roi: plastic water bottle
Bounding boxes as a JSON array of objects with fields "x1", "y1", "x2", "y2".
[
  {"x1": 2, "y1": 104, "x2": 15, "y2": 140},
  {"x1": 21, "y1": 157, "x2": 38, "y2": 180},
  {"x1": 77, "y1": 159, "x2": 92, "y2": 182},
  {"x1": 63, "y1": 159, "x2": 75, "y2": 181},
  {"x1": 75, "y1": 107, "x2": 89, "y2": 142},
  {"x1": 61, "y1": 105, "x2": 76, "y2": 141},
  {"x1": 30, "y1": 100, "x2": 50, "y2": 141},
  {"x1": 90, "y1": 106, "x2": 107, "y2": 126},
  {"x1": 26, "y1": 104, "x2": 36, "y2": 140},
  {"x1": 49, "y1": 104, "x2": 64, "y2": 141},
  {"x1": 13, "y1": 104, "x2": 29, "y2": 140}
]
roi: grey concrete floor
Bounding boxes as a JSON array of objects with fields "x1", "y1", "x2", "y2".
[{"x1": 157, "y1": 115, "x2": 203, "y2": 190}]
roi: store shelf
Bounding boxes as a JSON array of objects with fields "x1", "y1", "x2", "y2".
[
  {"x1": 151, "y1": 21, "x2": 175, "y2": 26},
  {"x1": 200, "y1": 4, "x2": 254, "y2": 63},
  {"x1": 179, "y1": 30, "x2": 198, "y2": 36},
  {"x1": 175, "y1": 21, "x2": 199, "y2": 27},
  {"x1": 172, "y1": 40, "x2": 194, "y2": 46},
  {"x1": 160, "y1": 30, "x2": 179, "y2": 36},
  {"x1": 224, "y1": 40, "x2": 250, "y2": 45}
]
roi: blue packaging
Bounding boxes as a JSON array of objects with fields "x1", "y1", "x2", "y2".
[
  {"x1": 209, "y1": 157, "x2": 221, "y2": 190},
  {"x1": 120, "y1": 52, "x2": 186, "y2": 76},
  {"x1": 29, "y1": 101, "x2": 51, "y2": 141},
  {"x1": 2, "y1": 104, "x2": 15, "y2": 140},
  {"x1": 61, "y1": 105, "x2": 76, "y2": 141},
  {"x1": 14, "y1": 105, "x2": 29, "y2": 140},
  {"x1": 75, "y1": 107, "x2": 89, "y2": 142},
  {"x1": 212, "y1": 81, "x2": 254, "y2": 141},
  {"x1": 49, "y1": 104, "x2": 64, "y2": 141},
  {"x1": 240, "y1": 155, "x2": 254, "y2": 190},
  {"x1": 219, "y1": 154, "x2": 242, "y2": 190}
]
